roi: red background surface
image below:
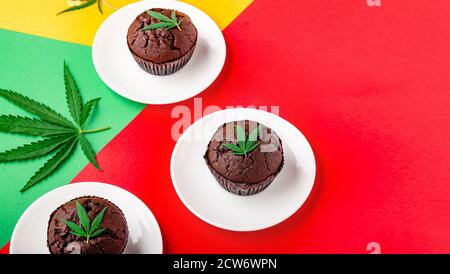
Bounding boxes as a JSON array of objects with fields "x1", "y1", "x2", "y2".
[{"x1": 2, "y1": 0, "x2": 450, "y2": 253}]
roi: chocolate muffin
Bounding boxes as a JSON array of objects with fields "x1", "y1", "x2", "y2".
[
  {"x1": 47, "y1": 196, "x2": 128, "y2": 254},
  {"x1": 127, "y1": 8, "x2": 198, "y2": 75},
  {"x1": 204, "y1": 120, "x2": 284, "y2": 196}
]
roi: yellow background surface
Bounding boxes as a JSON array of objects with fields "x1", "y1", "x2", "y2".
[{"x1": 0, "y1": 0, "x2": 252, "y2": 45}]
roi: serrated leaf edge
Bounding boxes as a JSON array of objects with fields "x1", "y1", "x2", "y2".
[
  {"x1": 76, "y1": 200, "x2": 91, "y2": 233},
  {"x1": 0, "y1": 89, "x2": 76, "y2": 128},
  {"x1": 19, "y1": 137, "x2": 77, "y2": 192},
  {"x1": 80, "y1": 98, "x2": 100, "y2": 128},
  {"x1": 79, "y1": 134, "x2": 101, "y2": 170},
  {"x1": 90, "y1": 206, "x2": 107, "y2": 232},
  {"x1": 0, "y1": 115, "x2": 76, "y2": 137},
  {"x1": 63, "y1": 61, "x2": 83, "y2": 127},
  {"x1": 0, "y1": 134, "x2": 74, "y2": 163}
]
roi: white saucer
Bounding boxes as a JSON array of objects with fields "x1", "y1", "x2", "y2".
[
  {"x1": 10, "y1": 182, "x2": 163, "y2": 254},
  {"x1": 170, "y1": 108, "x2": 316, "y2": 231},
  {"x1": 92, "y1": 0, "x2": 226, "y2": 104}
]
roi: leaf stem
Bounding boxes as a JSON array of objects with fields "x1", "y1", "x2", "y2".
[
  {"x1": 81, "y1": 126, "x2": 111, "y2": 134},
  {"x1": 102, "y1": 0, "x2": 117, "y2": 10}
]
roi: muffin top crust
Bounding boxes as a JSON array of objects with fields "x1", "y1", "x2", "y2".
[
  {"x1": 47, "y1": 196, "x2": 128, "y2": 254},
  {"x1": 205, "y1": 120, "x2": 284, "y2": 184},
  {"x1": 127, "y1": 8, "x2": 198, "y2": 64}
]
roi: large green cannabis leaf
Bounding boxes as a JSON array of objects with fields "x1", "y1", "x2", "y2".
[{"x1": 0, "y1": 61, "x2": 111, "y2": 192}]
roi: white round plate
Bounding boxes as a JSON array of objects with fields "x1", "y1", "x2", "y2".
[
  {"x1": 170, "y1": 108, "x2": 316, "y2": 231},
  {"x1": 10, "y1": 182, "x2": 163, "y2": 254},
  {"x1": 92, "y1": 0, "x2": 226, "y2": 104}
]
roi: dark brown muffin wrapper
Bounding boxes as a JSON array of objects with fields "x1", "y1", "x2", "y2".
[
  {"x1": 47, "y1": 195, "x2": 128, "y2": 254},
  {"x1": 130, "y1": 42, "x2": 196, "y2": 76},
  {"x1": 204, "y1": 146, "x2": 285, "y2": 196}
]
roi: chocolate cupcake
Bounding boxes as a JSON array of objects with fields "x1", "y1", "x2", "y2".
[
  {"x1": 127, "y1": 8, "x2": 198, "y2": 75},
  {"x1": 47, "y1": 196, "x2": 128, "y2": 254},
  {"x1": 204, "y1": 120, "x2": 284, "y2": 196}
]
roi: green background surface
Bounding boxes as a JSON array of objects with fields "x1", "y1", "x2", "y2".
[{"x1": 0, "y1": 29, "x2": 144, "y2": 247}]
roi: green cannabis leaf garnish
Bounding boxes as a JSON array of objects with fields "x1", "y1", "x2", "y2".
[
  {"x1": 222, "y1": 125, "x2": 260, "y2": 156},
  {"x1": 0, "y1": 61, "x2": 111, "y2": 192},
  {"x1": 57, "y1": 0, "x2": 104, "y2": 15},
  {"x1": 142, "y1": 10, "x2": 183, "y2": 31},
  {"x1": 63, "y1": 201, "x2": 108, "y2": 243}
]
